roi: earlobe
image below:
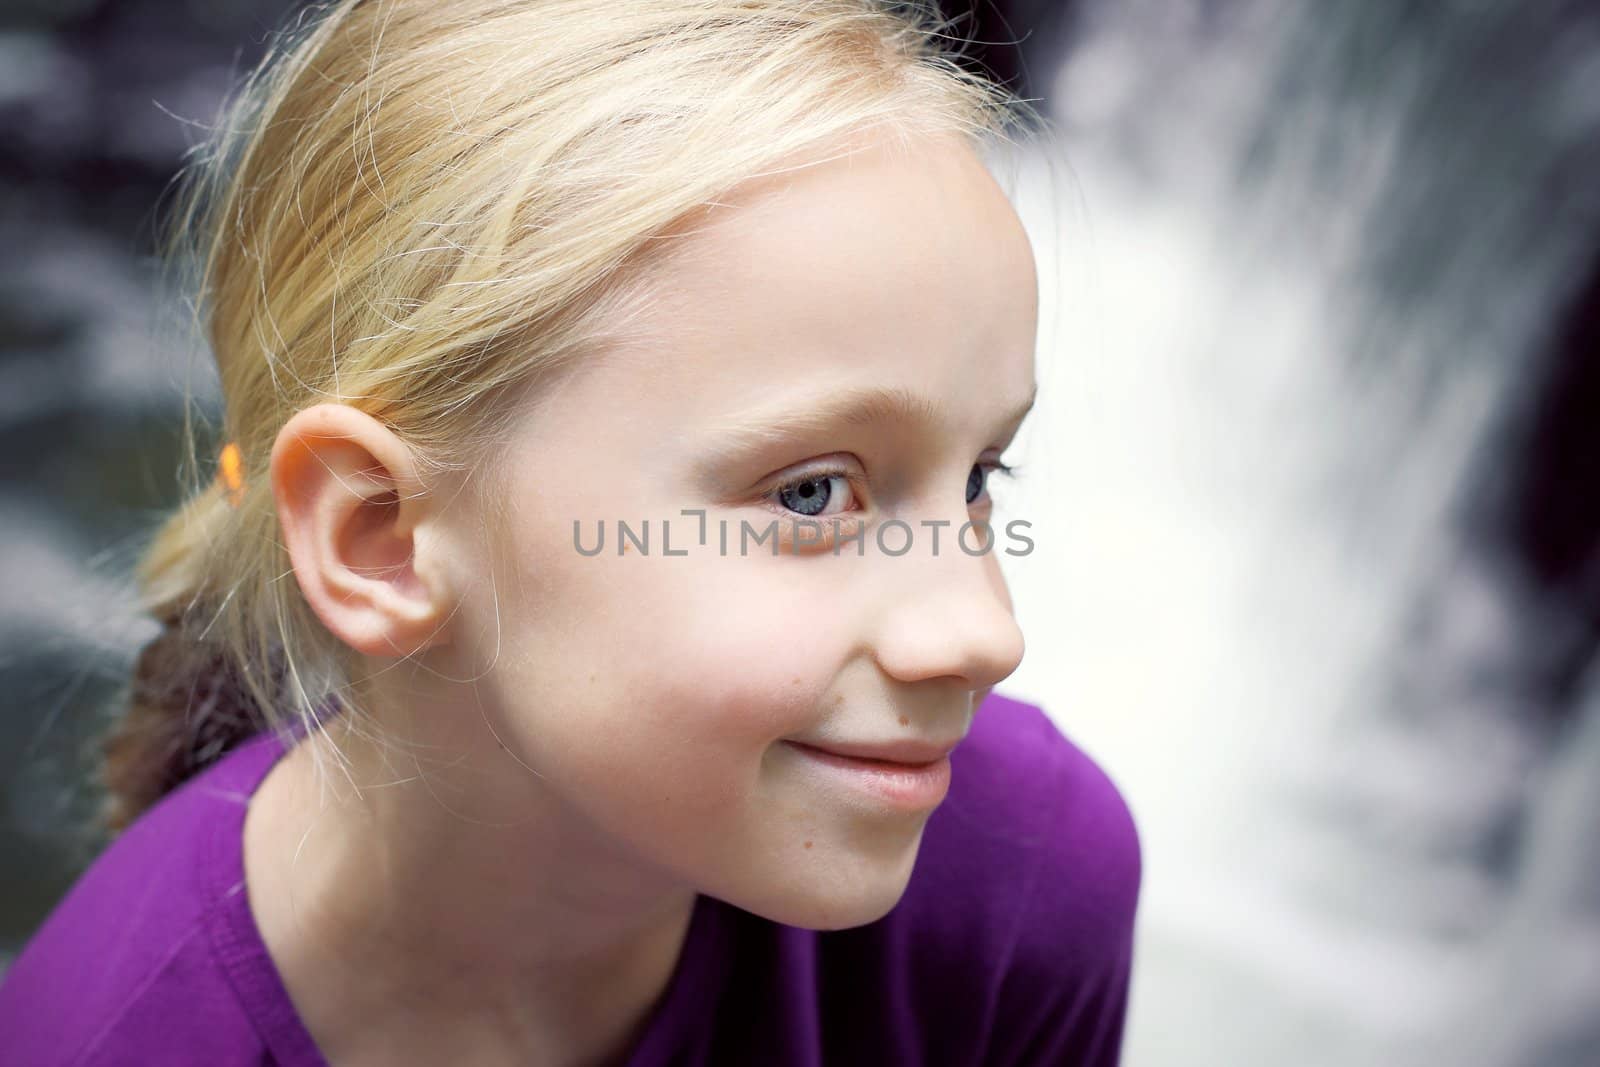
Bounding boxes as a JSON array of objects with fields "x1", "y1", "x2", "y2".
[{"x1": 270, "y1": 404, "x2": 455, "y2": 659}]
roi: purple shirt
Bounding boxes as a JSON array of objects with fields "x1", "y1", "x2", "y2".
[{"x1": 0, "y1": 691, "x2": 1142, "y2": 1065}]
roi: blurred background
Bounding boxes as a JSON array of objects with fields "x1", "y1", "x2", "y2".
[{"x1": 1, "y1": 1, "x2": 1596, "y2": 1064}]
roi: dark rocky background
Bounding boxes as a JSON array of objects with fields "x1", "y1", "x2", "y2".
[{"x1": 0, "y1": 0, "x2": 303, "y2": 948}]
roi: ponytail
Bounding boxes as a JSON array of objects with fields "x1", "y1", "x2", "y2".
[{"x1": 99, "y1": 478, "x2": 278, "y2": 834}]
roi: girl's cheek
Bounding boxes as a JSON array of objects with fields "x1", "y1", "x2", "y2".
[
  {"x1": 623, "y1": 604, "x2": 847, "y2": 738},
  {"x1": 534, "y1": 518, "x2": 866, "y2": 717}
]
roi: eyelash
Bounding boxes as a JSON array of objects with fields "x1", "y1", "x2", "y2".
[{"x1": 764, "y1": 459, "x2": 1022, "y2": 517}]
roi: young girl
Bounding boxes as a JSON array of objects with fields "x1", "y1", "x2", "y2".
[{"x1": 0, "y1": 1, "x2": 1141, "y2": 1063}]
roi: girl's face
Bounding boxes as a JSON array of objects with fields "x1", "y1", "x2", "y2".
[{"x1": 440, "y1": 131, "x2": 1037, "y2": 930}]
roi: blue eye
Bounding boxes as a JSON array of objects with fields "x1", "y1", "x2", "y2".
[
  {"x1": 773, "y1": 471, "x2": 854, "y2": 518},
  {"x1": 768, "y1": 460, "x2": 1020, "y2": 519}
]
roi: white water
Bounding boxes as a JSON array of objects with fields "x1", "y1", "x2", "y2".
[{"x1": 993, "y1": 2, "x2": 1600, "y2": 1062}]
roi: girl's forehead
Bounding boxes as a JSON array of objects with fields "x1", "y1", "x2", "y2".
[
  {"x1": 528, "y1": 133, "x2": 1037, "y2": 457},
  {"x1": 600, "y1": 151, "x2": 1035, "y2": 383},
  {"x1": 573, "y1": 306, "x2": 1035, "y2": 474}
]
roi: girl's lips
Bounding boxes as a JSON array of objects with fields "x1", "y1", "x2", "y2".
[
  {"x1": 783, "y1": 741, "x2": 953, "y2": 810},
  {"x1": 784, "y1": 737, "x2": 961, "y2": 765}
]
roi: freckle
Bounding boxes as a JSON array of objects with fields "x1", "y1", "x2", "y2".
[
  {"x1": 589, "y1": 673, "x2": 597, "y2": 684},
  {"x1": 832, "y1": 694, "x2": 844, "y2": 708},
  {"x1": 803, "y1": 840, "x2": 813, "y2": 849},
  {"x1": 898, "y1": 715, "x2": 909, "y2": 726},
  {"x1": 791, "y1": 676, "x2": 801, "y2": 686}
]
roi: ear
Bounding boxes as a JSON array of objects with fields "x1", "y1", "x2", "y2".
[{"x1": 270, "y1": 403, "x2": 454, "y2": 658}]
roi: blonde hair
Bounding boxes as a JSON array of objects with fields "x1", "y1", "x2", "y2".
[{"x1": 103, "y1": 0, "x2": 1042, "y2": 832}]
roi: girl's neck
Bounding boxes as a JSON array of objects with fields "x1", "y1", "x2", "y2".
[{"x1": 241, "y1": 718, "x2": 697, "y2": 1065}]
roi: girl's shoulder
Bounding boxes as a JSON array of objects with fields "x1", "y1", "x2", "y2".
[
  {"x1": 0, "y1": 730, "x2": 299, "y2": 1067},
  {"x1": 904, "y1": 688, "x2": 1146, "y2": 931},
  {"x1": 897, "y1": 689, "x2": 1144, "y2": 1062},
  {"x1": 931, "y1": 688, "x2": 1145, "y2": 927}
]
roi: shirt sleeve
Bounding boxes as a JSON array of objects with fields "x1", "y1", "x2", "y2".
[{"x1": 988, "y1": 734, "x2": 1144, "y2": 1066}]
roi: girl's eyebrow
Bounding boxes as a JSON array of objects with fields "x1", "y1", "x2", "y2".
[{"x1": 689, "y1": 381, "x2": 1038, "y2": 472}]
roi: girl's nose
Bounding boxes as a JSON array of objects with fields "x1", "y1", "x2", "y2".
[{"x1": 868, "y1": 524, "x2": 1026, "y2": 694}]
